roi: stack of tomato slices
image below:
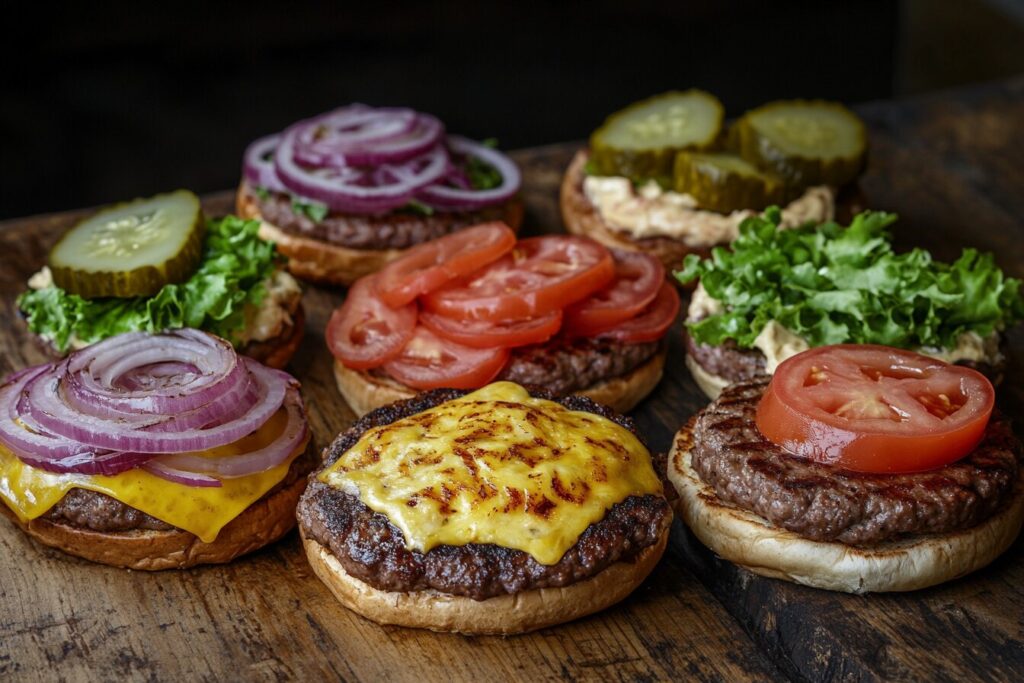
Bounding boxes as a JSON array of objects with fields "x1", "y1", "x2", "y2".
[{"x1": 326, "y1": 222, "x2": 680, "y2": 390}]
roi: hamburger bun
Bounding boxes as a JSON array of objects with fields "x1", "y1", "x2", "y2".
[
  {"x1": 237, "y1": 183, "x2": 525, "y2": 286},
  {"x1": 332, "y1": 345, "x2": 668, "y2": 417},
  {"x1": 300, "y1": 524, "x2": 668, "y2": 635},
  {"x1": 239, "y1": 302, "x2": 306, "y2": 371},
  {"x1": 667, "y1": 420, "x2": 1024, "y2": 593}
]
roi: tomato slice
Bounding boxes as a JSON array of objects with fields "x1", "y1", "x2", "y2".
[
  {"x1": 591, "y1": 282, "x2": 680, "y2": 343},
  {"x1": 756, "y1": 344, "x2": 995, "y2": 473},
  {"x1": 563, "y1": 251, "x2": 664, "y2": 336},
  {"x1": 419, "y1": 309, "x2": 562, "y2": 349},
  {"x1": 421, "y1": 236, "x2": 615, "y2": 321},
  {"x1": 375, "y1": 222, "x2": 517, "y2": 307},
  {"x1": 383, "y1": 325, "x2": 509, "y2": 390},
  {"x1": 326, "y1": 275, "x2": 417, "y2": 370}
]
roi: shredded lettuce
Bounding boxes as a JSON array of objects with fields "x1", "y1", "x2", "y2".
[
  {"x1": 18, "y1": 216, "x2": 280, "y2": 352},
  {"x1": 675, "y1": 208, "x2": 1024, "y2": 350}
]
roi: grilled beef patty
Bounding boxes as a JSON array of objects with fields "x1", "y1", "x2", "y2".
[
  {"x1": 297, "y1": 388, "x2": 672, "y2": 601},
  {"x1": 689, "y1": 377, "x2": 1020, "y2": 546},
  {"x1": 684, "y1": 332, "x2": 765, "y2": 384},
  {"x1": 499, "y1": 337, "x2": 661, "y2": 395},
  {"x1": 245, "y1": 184, "x2": 520, "y2": 251}
]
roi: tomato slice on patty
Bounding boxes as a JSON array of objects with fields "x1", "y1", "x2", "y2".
[
  {"x1": 326, "y1": 275, "x2": 417, "y2": 370},
  {"x1": 420, "y1": 235, "x2": 615, "y2": 321},
  {"x1": 563, "y1": 251, "x2": 664, "y2": 337},
  {"x1": 756, "y1": 344, "x2": 995, "y2": 473},
  {"x1": 375, "y1": 222, "x2": 517, "y2": 307},
  {"x1": 420, "y1": 309, "x2": 562, "y2": 348},
  {"x1": 383, "y1": 325, "x2": 509, "y2": 390},
  {"x1": 590, "y1": 282, "x2": 680, "y2": 343}
]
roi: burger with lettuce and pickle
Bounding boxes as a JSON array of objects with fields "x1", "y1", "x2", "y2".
[
  {"x1": 17, "y1": 189, "x2": 305, "y2": 369},
  {"x1": 676, "y1": 208, "x2": 1024, "y2": 398}
]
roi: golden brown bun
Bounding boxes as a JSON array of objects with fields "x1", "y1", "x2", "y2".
[
  {"x1": 238, "y1": 183, "x2": 525, "y2": 286},
  {"x1": 560, "y1": 150, "x2": 705, "y2": 274},
  {"x1": 667, "y1": 421, "x2": 1024, "y2": 593},
  {"x1": 240, "y1": 303, "x2": 305, "y2": 370},
  {"x1": 332, "y1": 345, "x2": 668, "y2": 417},
  {"x1": 300, "y1": 526, "x2": 668, "y2": 635},
  {"x1": 0, "y1": 474, "x2": 308, "y2": 570},
  {"x1": 684, "y1": 352, "x2": 730, "y2": 400}
]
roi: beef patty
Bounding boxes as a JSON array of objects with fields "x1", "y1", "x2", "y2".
[
  {"x1": 245, "y1": 184, "x2": 520, "y2": 251},
  {"x1": 297, "y1": 388, "x2": 672, "y2": 601},
  {"x1": 499, "y1": 337, "x2": 661, "y2": 395},
  {"x1": 688, "y1": 377, "x2": 1020, "y2": 546}
]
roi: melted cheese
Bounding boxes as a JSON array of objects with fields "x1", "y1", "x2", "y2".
[
  {"x1": 0, "y1": 407, "x2": 308, "y2": 542},
  {"x1": 319, "y1": 382, "x2": 662, "y2": 565}
]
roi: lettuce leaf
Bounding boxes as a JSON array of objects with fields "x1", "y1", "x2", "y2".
[
  {"x1": 675, "y1": 208, "x2": 1024, "y2": 349},
  {"x1": 18, "y1": 216, "x2": 279, "y2": 352}
]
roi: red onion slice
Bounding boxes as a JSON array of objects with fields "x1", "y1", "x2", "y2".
[
  {"x1": 243, "y1": 134, "x2": 289, "y2": 194},
  {"x1": 142, "y1": 461, "x2": 222, "y2": 488},
  {"x1": 290, "y1": 106, "x2": 440, "y2": 167},
  {"x1": 416, "y1": 135, "x2": 521, "y2": 211}
]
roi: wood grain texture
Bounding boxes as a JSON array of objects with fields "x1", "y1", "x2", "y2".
[{"x1": 2, "y1": 77, "x2": 1024, "y2": 682}]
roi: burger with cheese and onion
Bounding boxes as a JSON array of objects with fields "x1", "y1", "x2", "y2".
[
  {"x1": 0, "y1": 329, "x2": 312, "y2": 569},
  {"x1": 325, "y1": 222, "x2": 680, "y2": 416},
  {"x1": 237, "y1": 104, "x2": 524, "y2": 285},
  {"x1": 668, "y1": 344, "x2": 1024, "y2": 593},
  {"x1": 297, "y1": 381, "x2": 672, "y2": 634}
]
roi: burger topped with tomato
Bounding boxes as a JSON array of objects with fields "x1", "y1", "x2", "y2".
[
  {"x1": 326, "y1": 222, "x2": 680, "y2": 416},
  {"x1": 237, "y1": 104, "x2": 524, "y2": 285},
  {"x1": 668, "y1": 343, "x2": 1024, "y2": 593}
]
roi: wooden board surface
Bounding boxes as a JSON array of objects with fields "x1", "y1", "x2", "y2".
[{"x1": 2, "y1": 77, "x2": 1024, "y2": 682}]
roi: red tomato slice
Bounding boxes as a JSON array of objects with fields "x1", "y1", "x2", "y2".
[
  {"x1": 592, "y1": 282, "x2": 680, "y2": 343},
  {"x1": 421, "y1": 236, "x2": 615, "y2": 321},
  {"x1": 756, "y1": 344, "x2": 995, "y2": 474},
  {"x1": 375, "y1": 222, "x2": 517, "y2": 307},
  {"x1": 326, "y1": 275, "x2": 417, "y2": 370},
  {"x1": 420, "y1": 309, "x2": 563, "y2": 349},
  {"x1": 563, "y1": 251, "x2": 664, "y2": 336},
  {"x1": 383, "y1": 325, "x2": 509, "y2": 390}
]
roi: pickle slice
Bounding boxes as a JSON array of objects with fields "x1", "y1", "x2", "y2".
[
  {"x1": 590, "y1": 90, "x2": 724, "y2": 180},
  {"x1": 49, "y1": 190, "x2": 205, "y2": 299},
  {"x1": 673, "y1": 152, "x2": 785, "y2": 213},
  {"x1": 732, "y1": 100, "x2": 867, "y2": 188}
]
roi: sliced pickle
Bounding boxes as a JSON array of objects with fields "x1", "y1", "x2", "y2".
[
  {"x1": 590, "y1": 90, "x2": 724, "y2": 180},
  {"x1": 732, "y1": 100, "x2": 867, "y2": 188},
  {"x1": 49, "y1": 190, "x2": 205, "y2": 299},
  {"x1": 673, "y1": 152, "x2": 785, "y2": 213}
]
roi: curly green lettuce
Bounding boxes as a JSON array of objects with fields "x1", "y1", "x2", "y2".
[
  {"x1": 18, "y1": 216, "x2": 280, "y2": 352},
  {"x1": 675, "y1": 208, "x2": 1024, "y2": 350}
]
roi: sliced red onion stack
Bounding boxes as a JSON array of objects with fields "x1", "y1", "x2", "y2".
[
  {"x1": 0, "y1": 330, "x2": 308, "y2": 486},
  {"x1": 242, "y1": 104, "x2": 521, "y2": 215}
]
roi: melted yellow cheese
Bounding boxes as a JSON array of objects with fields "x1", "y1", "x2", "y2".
[
  {"x1": 319, "y1": 381, "x2": 662, "y2": 565},
  {"x1": 0, "y1": 408, "x2": 308, "y2": 543}
]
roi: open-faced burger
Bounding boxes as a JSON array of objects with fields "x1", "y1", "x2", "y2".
[
  {"x1": 237, "y1": 104, "x2": 524, "y2": 285},
  {"x1": 676, "y1": 209, "x2": 1024, "y2": 398},
  {"x1": 18, "y1": 190, "x2": 304, "y2": 370},
  {"x1": 326, "y1": 222, "x2": 680, "y2": 416},
  {"x1": 561, "y1": 90, "x2": 867, "y2": 272},
  {"x1": 668, "y1": 344, "x2": 1024, "y2": 593},
  {"x1": 0, "y1": 329, "x2": 312, "y2": 569},
  {"x1": 297, "y1": 381, "x2": 672, "y2": 634}
]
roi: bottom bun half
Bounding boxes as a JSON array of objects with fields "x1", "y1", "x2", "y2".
[
  {"x1": 300, "y1": 527, "x2": 668, "y2": 635},
  {"x1": 684, "y1": 353, "x2": 730, "y2": 401},
  {"x1": 667, "y1": 423, "x2": 1024, "y2": 593},
  {"x1": 0, "y1": 475, "x2": 307, "y2": 570},
  {"x1": 333, "y1": 346, "x2": 668, "y2": 417}
]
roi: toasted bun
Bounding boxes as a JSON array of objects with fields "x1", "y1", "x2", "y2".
[
  {"x1": 240, "y1": 303, "x2": 305, "y2": 370},
  {"x1": 332, "y1": 346, "x2": 668, "y2": 417},
  {"x1": 0, "y1": 474, "x2": 307, "y2": 570},
  {"x1": 667, "y1": 422, "x2": 1024, "y2": 593},
  {"x1": 238, "y1": 183, "x2": 525, "y2": 286},
  {"x1": 300, "y1": 526, "x2": 668, "y2": 635},
  {"x1": 684, "y1": 352, "x2": 730, "y2": 400},
  {"x1": 560, "y1": 150, "x2": 703, "y2": 273}
]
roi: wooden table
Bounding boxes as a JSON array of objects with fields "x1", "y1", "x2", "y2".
[{"x1": 2, "y1": 77, "x2": 1023, "y2": 682}]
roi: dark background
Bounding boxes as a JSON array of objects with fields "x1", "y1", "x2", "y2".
[{"x1": 3, "y1": 0, "x2": 1023, "y2": 220}]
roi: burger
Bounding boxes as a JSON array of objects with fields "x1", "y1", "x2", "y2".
[
  {"x1": 561, "y1": 90, "x2": 867, "y2": 272},
  {"x1": 236, "y1": 104, "x2": 524, "y2": 285},
  {"x1": 296, "y1": 381, "x2": 672, "y2": 634},
  {"x1": 17, "y1": 189, "x2": 304, "y2": 370},
  {"x1": 0, "y1": 329, "x2": 313, "y2": 569},
  {"x1": 325, "y1": 222, "x2": 679, "y2": 416},
  {"x1": 668, "y1": 344, "x2": 1024, "y2": 593},
  {"x1": 676, "y1": 209, "x2": 1024, "y2": 398}
]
